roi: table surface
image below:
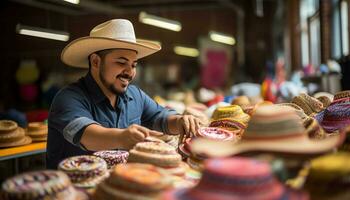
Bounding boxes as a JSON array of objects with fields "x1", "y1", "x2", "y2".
[{"x1": 0, "y1": 142, "x2": 46, "y2": 161}]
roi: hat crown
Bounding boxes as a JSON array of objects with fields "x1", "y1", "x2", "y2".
[
  {"x1": 90, "y1": 19, "x2": 136, "y2": 43},
  {"x1": 245, "y1": 105, "x2": 305, "y2": 138}
]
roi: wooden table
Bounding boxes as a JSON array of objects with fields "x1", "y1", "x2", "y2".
[{"x1": 0, "y1": 142, "x2": 46, "y2": 173}]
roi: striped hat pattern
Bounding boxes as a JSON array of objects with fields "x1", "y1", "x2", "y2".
[
  {"x1": 162, "y1": 157, "x2": 308, "y2": 200},
  {"x1": 315, "y1": 90, "x2": 350, "y2": 133}
]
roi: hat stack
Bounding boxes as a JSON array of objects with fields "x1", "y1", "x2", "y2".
[
  {"x1": 93, "y1": 150, "x2": 129, "y2": 169},
  {"x1": 162, "y1": 157, "x2": 308, "y2": 200},
  {"x1": 94, "y1": 163, "x2": 172, "y2": 200},
  {"x1": 315, "y1": 90, "x2": 350, "y2": 133},
  {"x1": 128, "y1": 142, "x2": 187, "y2": 177},
  {"x1": 0, "y1": 120, "x2": 31, "y2": 148},
  {"x1": 292, "y1": 93, "x2": 324, "y2": 116},
  {"x1": 303, "y1": 117, "x2": 326, "y2": 139},
  {"x1": 1, "y1": 170, "x2": 88, "y2": 200},
  {"x1": 209, "y1": 105, "x2": 250, "y2": 138},
  {"x1": 304, "y1": 152, "x2": 350, "y2": 200},
  {"x1": 26, "y1": 122, "x2": 48, "y2": 142},
  {"x1": 58, "y1": 155, "x2": 109, "y2": 188}
]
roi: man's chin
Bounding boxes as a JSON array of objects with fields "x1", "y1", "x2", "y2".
[{"x1": 110, "y1": 85, "x2": 127, "y2": 95}]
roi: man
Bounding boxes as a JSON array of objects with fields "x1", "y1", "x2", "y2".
[{"x1": 47, "y1": 19, "x2": 202, "y2": 169}]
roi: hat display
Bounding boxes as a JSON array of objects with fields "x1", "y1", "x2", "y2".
[
  {"x1": 26, "y1": 122, "x2": 48, "y2": 142},
  {"x1": 93, "y1": 150, "x2": 129, "y2": 169},
  {"x1": 292, "y1": 93, "x2": 324, "y2": 116},
  {"x1": 61, "y1": 19, "x2": 161, "y2": 68},
  {"x1": 1, "y1": 170, "x2": 88, "y2": 200},
  {"x1": 191, "y1": 105, "x2": 346, "y2": 157},
  {"x1": 0, "y1": 120, "x2": 32, "y2": 148},
  {"x1": 93, "y1": 163, "x2": 172, "y2": 200},
  {"x1": 58, "y1": 155, "x2": 109, "y2": 188},
  {"x1": 304, "y1": 152, "x2": 350, "y2": 200},
  {"x1": 315, "y1": 90, "x2": 350, "y2": 133},
  {"x1": 162, "y1": 157, "x2": 308, "y2": 200}
]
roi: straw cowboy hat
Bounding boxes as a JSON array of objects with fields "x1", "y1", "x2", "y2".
[
  {"x1": 61, "y1": 19, "x2": 161, "y2": 68},
  {"x1": 190, "y1": 105, "x2": 346, "y2": 157}
]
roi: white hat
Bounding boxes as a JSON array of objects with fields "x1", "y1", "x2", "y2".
[{"x1": 61, "y1": 19, "x2": 161, "y2": 68}]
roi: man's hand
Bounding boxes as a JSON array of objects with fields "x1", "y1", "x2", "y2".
[
  {"x1": 176, "y1": 115, "x2": 203, "y2": 142},
  {"x1": 121, "y1": 124, "x2": 163, "y2": 149}
]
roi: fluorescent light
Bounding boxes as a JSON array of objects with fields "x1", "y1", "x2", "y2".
[
  {"x1": 139, "y1": 11, "x2": 181, "y2": 32},
  {"x1": 63, "y1": 0, "x2": 80, "y2": 4},
  {"x1": 16, "y1": 24, "x2": 70, "y2": 42},
  {"x1": 174, "y1": 46, "x2": 199, "y2": 57},
  {"x1": 137, "y1": 38, "x2": 162, "y2": 46},
  {"x1": 209, "y1": 31, "x2": 236, "y2": 45}
]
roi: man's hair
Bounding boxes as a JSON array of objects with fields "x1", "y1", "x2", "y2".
[{"x1": 88, "y1": 49, "x2": 114, "y2": 70}]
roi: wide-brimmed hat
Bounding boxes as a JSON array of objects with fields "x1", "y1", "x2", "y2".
[
  {"x1": 1, "y1": 170, "x2": 88, "y2": 200},
  {"x1": 315, "y1": 90, "x2": 350, "y2": 133},
  {"x1": 209, "y1": 105, "x2": 250, "y2": 133},
  {"x1": 162, "y1": 157, "x2": 308, "y2": 200},
  {"x1": 61, "y1": 19, "x2": 161, "y2": 68},
  {"x1": 190, "y1": 105, "x2": 346, "y2": 157}
]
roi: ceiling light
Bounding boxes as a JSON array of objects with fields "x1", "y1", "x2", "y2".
[
  {"x1": 63, "y1": 0, "x2": 80, "y2": 4},
  {"x1": 174, "y1": 46, "x2": 199, "y2": 57},
  {"x1": 209, "y1": 31, "x2": 236, "y2": 45},
  {"x1": 16, "y1": 24, "x2": 70, "y2": 42},
  {"x1": 139, "y1": 11, "x2": 182, "y2": 32}
]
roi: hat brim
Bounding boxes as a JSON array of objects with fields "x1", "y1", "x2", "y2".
[
  {"x1": 190, "y1": 130, "x2": 346, "y2": 158},
  {"x1": 163, "y1": 187, "x2": 308, "y2": 200},
  {"x1": 61, "y1": 37, "x2": 161, "y2": 68},
  {"x1": 0, "y1": 136, "x2": 32, "y2": 148}
]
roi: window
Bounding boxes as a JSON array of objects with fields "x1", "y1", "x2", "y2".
[{"x1": 340, "y1": 0, "x2": 349, "y2": 56}]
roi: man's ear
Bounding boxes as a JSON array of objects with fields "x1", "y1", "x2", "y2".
[{"x1": 90, "y1": 53, "x2": 101, "y2": 69}]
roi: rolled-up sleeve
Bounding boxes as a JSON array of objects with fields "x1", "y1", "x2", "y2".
[
  {"x1": 139, "y1": 89, "x2": 178, "y2": 134},
  {"x1": 49, "y1": 88, "x2": 98, "y2": 148}
]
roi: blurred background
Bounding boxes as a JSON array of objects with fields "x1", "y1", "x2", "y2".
[{"x1": 0, "y1": 0, "x2": 349, "y2": 116}]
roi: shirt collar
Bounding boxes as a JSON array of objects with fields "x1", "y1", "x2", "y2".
[{"x1": 84, "y1": 72, "x2": 133, "y2": 103}]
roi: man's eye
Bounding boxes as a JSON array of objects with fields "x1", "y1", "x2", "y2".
[{"x1": 117, "y1": 62, "x2": 126, "y2": 65}]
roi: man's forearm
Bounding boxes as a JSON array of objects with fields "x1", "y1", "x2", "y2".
[{"x1": 80, "y1": 124, "x2": 128, "y2": 151}]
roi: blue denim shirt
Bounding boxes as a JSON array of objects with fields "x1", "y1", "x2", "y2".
[{"x1": 46, "y1": 72, "x2": 177, "y2": 169}]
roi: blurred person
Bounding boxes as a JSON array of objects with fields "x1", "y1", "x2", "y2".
[{"x1": 47, "y1": 19, "x2": 202, "y2": 169}]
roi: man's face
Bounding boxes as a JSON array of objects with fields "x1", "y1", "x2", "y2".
[{"x1": 97, "y1": 49, "x2": 138, "y2": 95}]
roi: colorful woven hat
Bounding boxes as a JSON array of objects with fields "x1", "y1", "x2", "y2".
[
  {"x1": 190, "y1": 105, "x2": 346, "y2": 157},
  {"x1": 58, "y1": 155, "x2": 109, "y2": 188},
  {"x1": 93, "y1": 150, "x2": 129, "y2": 169},
  {"x1": 292, "y1": 93, "x2": 324, "y2": 116},
  {"x1": 304, "y1": 152, "x2": 350, "y2": 200},
  {"x1": 162, "y1": 157, "x2": 308, "y2": 200},
  {"x1": 1, "y1": 170, "x2": 88, "y2": 200},
  {"x1": 94, "y1": 163, "x2": 172, "y2": 200},
  {"x1": 315, "y1": 90, "x2": 350, "y2": 133},
  {"x1": 209, "y1": 105, "x2": 250, "y2": 134}
]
